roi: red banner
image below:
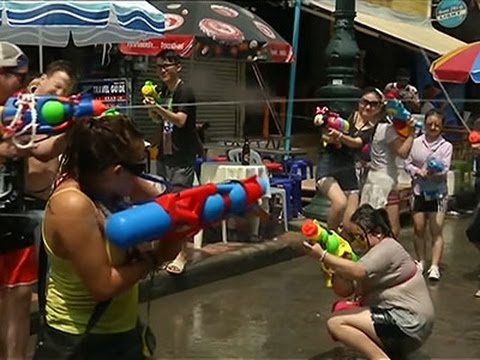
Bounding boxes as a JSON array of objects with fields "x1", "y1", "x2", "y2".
[
  {"x1": 269, "y1": 43, "x2": 294, "y2": 64},
  {"x1": 119, "y1": 35, "x2": 194, "y2": 58}
]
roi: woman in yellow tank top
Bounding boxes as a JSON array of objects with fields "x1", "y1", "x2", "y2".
[{"x1": 33, "y1": 114, "x2": 170, "y2": 360}]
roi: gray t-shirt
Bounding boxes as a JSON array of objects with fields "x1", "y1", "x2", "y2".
[
  {"x1": 358, "y1": 238, "x2": 435, "y2": 342},
  {"x1": 369, "y1": 123, "x2": 399, "y2": 180}
]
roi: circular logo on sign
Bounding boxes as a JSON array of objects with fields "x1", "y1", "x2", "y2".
[
  {"x1": 435, "y1": 0, "x2": 468, "y2": 28},
  {"x1": 211, "y1": 4, "x2": 239, "y2": 18},
  {"x1": 199, "y1": 18, "x2": 245, "y2": 44},
  {"x1": 164, "y1": 13, "x2": 185, "y2": 32},
  {"x1": 253, "y1": 20, "x2": 276, "y2": 40}
]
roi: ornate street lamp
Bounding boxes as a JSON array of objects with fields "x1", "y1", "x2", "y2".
[{"x1": 303, "y1": 0, "x2": 361, "y2": 220}]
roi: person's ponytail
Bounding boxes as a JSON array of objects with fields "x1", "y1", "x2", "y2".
[{"x1": 373, "y1": 208, "x2": 394, "y2": 238}]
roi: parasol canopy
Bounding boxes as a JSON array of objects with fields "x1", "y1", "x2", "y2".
[
  {"x1": 119, "y1": 1, "x2": 293, "y2": 63},
  {"x1": 0, "y1": 0, "x2": 165, "y2": 47},
  {"x1": 430, "y1": 41, "x2": 480, "y2": 84}
]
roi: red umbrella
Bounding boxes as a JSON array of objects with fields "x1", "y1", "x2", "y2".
[
  {"x1": 430, "y1": 41, "x2": 480, "y2": 84},
  {"x1": 119, "y1": 1, "x2": 293, "y2": 63}
]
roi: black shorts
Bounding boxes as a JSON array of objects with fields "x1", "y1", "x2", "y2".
[
  {"x1": 0, "y1": 212, "x2": 37, "y2": 254},
  {"x1": 371, "y1": 307, "x2": 422, "y2": 358},
  {"x1": 411, "y1": 194, "x2": 448, "y2": 213},
  {"x1": 34, "y1": 324, "x2": 146, "y2": 360},
  {"x1": 316, "y1": 156, "x2": 358, "y2": 192}
]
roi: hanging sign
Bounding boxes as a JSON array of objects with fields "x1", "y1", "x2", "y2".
[
  {"x1": 78, "y1": 78, "x2": 131, "y2": 114},
  {"x1": 435, "y1": 0, "x2": 468, "y2": 28}
]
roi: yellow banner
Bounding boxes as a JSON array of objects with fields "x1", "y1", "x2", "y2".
[{"x1": 362, "y1": 0, "x2": 430, "y2": 19}]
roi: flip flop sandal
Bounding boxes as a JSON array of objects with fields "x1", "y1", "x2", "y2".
[{"x1": 165, "y1": 259, "x2": 186, "y2": 275}]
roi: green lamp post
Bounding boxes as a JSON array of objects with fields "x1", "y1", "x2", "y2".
[{"x1": 303, "y1": 0, "x2": 361, "y2": 221}]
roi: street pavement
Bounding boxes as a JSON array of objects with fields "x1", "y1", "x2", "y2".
[
  {"x1": 27, "y1": 216, "x2": 480, "y2": 359},
  {"x1": 139, "y1": 216, "x2": 480, "y2": 359}
]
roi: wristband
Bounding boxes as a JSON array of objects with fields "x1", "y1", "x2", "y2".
[{"x1": 319, "y1": 249, "x2": 327, "y2": 262}]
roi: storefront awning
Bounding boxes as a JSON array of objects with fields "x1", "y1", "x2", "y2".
[{"x1": 302, "y1": 0, "x2": 466, "y2": 56}]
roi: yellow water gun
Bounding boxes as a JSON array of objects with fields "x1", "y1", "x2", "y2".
[
  {"x1": 141, "y1": 81, "x2": 162, "y2": 104},
  {"x1": 301, "y1": 219, "x2": 358, "y2": 287}
]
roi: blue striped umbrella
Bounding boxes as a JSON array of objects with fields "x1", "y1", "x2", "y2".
[{"x1": 0, "y1": 1, "x2": 165, "y2": 47}]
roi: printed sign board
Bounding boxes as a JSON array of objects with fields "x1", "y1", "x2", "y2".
[
  {"x1": 435, "y1": 0, "x2": 468, "y2": 28},
  {"x1": 78, "y1": 78, "x2": 131, "y2": 115}
]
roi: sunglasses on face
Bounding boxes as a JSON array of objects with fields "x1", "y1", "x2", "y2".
[
  {"x1": 360, "y1": 98, "x2": 381, "y2": 108},
  {"x1": 156, "y1": 63, "x2": 177, "y2": 71},
  {"x1": 4, "y1": 68, "x2": 27, "y2": 84},
  {"x1": 120, "y1": 162, "x2": 146, "y2": 176}
]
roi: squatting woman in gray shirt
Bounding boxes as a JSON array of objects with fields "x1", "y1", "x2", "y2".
[{"x1": 304, "y1": 204, "x2": 434, "y2": 359}]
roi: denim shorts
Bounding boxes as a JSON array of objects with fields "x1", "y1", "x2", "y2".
[{"x1": 316, "y1": 156, "x2": 358, "y2": 192}]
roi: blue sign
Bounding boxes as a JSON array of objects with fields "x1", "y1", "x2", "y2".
[
  {"x1": 79, "y1": 78, "x2": 131, "y2": 114},
  {"x1": 435, "y1": 0, "x2": 468, "y2": 28}
]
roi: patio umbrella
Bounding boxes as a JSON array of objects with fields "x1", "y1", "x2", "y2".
[
  {"x1": 119, "y1": 1, "x2": 293, "y2": 63},
  {"x1": 430, "y1": 41, "x2": 480, "y2": 84},
  {"x1": 0, "y1": 0, "x2": 165, "y2": 70}
]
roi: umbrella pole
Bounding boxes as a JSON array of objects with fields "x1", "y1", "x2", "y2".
[
  {"x1": 251, "y1": 63, "x2": 283, "y2": 137},
  {"x1": 39, "y1": 45, "x2": 44, "y2": 73},
  {"x1": 283, "y1": 0, "x2": 301, "y2": 159},
  {"x1": 39, "y1": 28, "x2": 44, "y2": 73}
]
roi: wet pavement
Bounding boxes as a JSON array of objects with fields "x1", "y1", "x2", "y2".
[{"x1": 140, "y1": 216, "x2": 480, "y2": 359}]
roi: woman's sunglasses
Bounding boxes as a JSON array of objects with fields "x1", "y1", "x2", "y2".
[
  {"x1": 4, "y1": 68, "x2": 27, "y2": 84},
  {"x1": 359, "y1": 98, "x2": 381, "y2": 108}
]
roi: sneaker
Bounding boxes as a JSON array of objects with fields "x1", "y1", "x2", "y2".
[
  {"x1": 427, "y1": 265, "x2": 440, "y2": 280},
  {"x1": 415, "y1": 260, "x2": 425, "y2": 273},
  {"x1": 475, "y1": 289, "x2": 480, "y2": 298}
]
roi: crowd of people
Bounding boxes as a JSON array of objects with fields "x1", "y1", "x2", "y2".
[
  {"x1": 0, "y1": 40, "x2": 477, "y2": 360},
  {"x1": 303, "y1": 71, "x2": 463, "y2": 358},
  {"x1": 0, "y1": 43, "x2": 197, "y2": 359}
]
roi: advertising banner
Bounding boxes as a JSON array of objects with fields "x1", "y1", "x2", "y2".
[{"x1": 78, "y1": 78, "x2": 132, "y2": 115}]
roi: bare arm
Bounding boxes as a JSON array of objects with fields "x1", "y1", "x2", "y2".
[
  {"x1": 129, "y1": 177, "x2": 165, "y2": 203},
  {"x1": 152, "y1": 106, "x2": 187, "y2": 128},
  {"x1": 304, "y1": 242, "x2": 367, "y2": 281},
  {"x1": 0, "y1": 134, "x2": 65, "y2": 162},
  {"x1": 390, "y1": 121, "x2": 415, "y2": 159},
  {"x1": 144, "y1": 96, "x2": 187, "y2": 128},
  {"x1": 30, "y1": 134, "x2": 66, "y2": 161},
  {"x1": 47, "y1": 191, "x2": 154, "y2": 302},
  {"x1": 327, "y1": 128, "x2": 365, "y2": 149}
]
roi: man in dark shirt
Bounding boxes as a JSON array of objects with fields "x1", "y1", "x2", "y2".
[{"x1": 144, "y1": 50, "x2": 200, "y2": 274}]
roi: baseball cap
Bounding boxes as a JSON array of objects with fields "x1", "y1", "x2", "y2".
[{"x1": 0, "y1": 42, "x2": 28, "y2": 69}]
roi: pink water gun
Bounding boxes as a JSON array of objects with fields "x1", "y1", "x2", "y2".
[{"x1": 313, "y1": 106, "x2": 350, "y2": 133}]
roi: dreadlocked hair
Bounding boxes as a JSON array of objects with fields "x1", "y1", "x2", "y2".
[
  {"x1": 350, "y1": 204, "x2": 394, "y2": 239},
  {"x1": 58, "y1": 114, "x2": 144, "y2": 185}
]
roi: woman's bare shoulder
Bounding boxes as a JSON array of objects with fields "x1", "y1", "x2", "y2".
[{"x1": 48, "y1": 184, "x2": 96, "y2": 217}]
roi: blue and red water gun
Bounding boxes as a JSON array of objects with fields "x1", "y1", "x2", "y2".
[
  {"x1": 385, "y1": 91, "x2": 422, "y2": 138},
  {"x1": 0, "y1": 93, "x2": 108, "y2": 146},
  {"x1": 105, "y1": 176, "x2": 268, "y2": 249}
]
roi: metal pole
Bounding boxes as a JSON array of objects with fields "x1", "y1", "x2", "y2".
[
  {"x1": 303, "y1": 0, "x2": 361, "y2": 221},
  {"x1": 283, "y1": 0, "x2": 301, "y2": 159}
]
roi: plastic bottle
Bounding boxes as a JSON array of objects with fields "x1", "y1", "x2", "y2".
[{"x1": 241, "y1": 138, "x2": 250, "y2": 165}]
